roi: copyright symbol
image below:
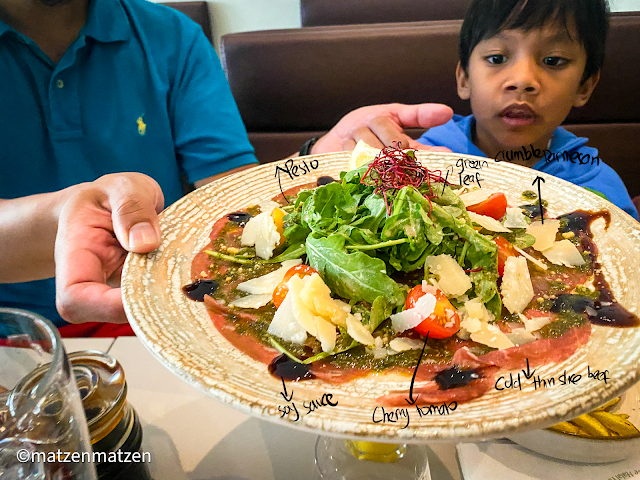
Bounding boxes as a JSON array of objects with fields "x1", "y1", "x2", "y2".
[{"x1": 17, "y1": 449, "x2": 30, "y2": 462}]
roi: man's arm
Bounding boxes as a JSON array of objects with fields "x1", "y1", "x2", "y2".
[{"x1": 0, "y1": 186, "x2": 81, "y2": 283}]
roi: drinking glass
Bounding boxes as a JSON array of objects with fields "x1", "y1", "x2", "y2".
[
  {"x1": 0, "y1": 308, "x2": 97, "y2": 480},
  {"x1": 315, "y1": 436, "x2": 430, "y2": 480}
]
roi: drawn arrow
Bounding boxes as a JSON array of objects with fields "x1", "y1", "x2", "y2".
[
  {"x1": 274, "y1": 168, "x2": 291, "y2": 204},
  {"x1": 441, "y1": 167, "x2": 452, "y2": 196},
  {"x1": 522, "y1": 358, "x2": 536, "y2": 380},
  {"x1": 405, "y1": 332, "x2": 430, "y2": 405},
  {"x1": 280, "y1": 376, "x2": 293, "y2": 402},
  {"x1": 532, "y1": 176, "x2": 546, "y2": 224}
]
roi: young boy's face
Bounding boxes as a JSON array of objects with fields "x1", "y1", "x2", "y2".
[{"x1": 456, "y1": 22, "x2": 599, "y2": 163}]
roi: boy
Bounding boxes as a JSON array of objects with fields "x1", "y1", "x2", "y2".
[{"x1": 311, "y1": 0, "x2": 639, "y2": 220}]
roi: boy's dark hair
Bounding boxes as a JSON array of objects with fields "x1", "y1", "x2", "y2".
[{"x1": 459, "y1": 0, "x2": 609, "y2": 83}]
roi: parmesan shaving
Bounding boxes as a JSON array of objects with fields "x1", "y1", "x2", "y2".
[
  {"x1": 526, "y1": 220, "x2": 560, "y2": 251},
  {"x1": 501, "y1": 256, "x2": 534, "y2": 314},
  {"x1": 346, "y1": 314, "x2": 375, "y2": 346},
  {"x1": 513, "y1": 245, "x2": 548, "y2": 271},
  {"x1": 467, "y1": 211, "x2": 512, "y2": 232},
  {"x1": 503, "y1": 207, "x2": 529, "y2": 229},
  {"x1": 541, "y1": 240, "x2": 587, "y2": 267},
  {"x1": 229, "y1": 294, "x2": 272, "y2": 309},
  {"x1": 426, "y1": 254, "x2": 472, "y2": 297},
  {"x1": 390, "y1": 293, "x2": 436, "y2": 333}
]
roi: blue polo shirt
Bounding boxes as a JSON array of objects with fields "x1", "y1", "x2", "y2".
[
  {"x1": 418, "y1": 114, "x2": 639, "y2": 220},
  {"x1": 0, "y1": 0, "x2": 258, "y2": 326}
]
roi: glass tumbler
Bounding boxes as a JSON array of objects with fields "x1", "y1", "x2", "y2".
[{"x1": 0, "y1": 308, "x2": 97, "y2": 480}]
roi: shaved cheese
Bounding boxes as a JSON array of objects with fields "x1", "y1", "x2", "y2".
[
  {"x1": 229, "y1": 294, "x2": 272, "y2": 309},
  {"x1": 501, "y1": 256, "x2": 534, "y2": 314},
  {"x1": 526, "y1": 220, "x2": 560, "y2": 251},
  {"x1": 518, "y1": 313, "x2": 552, "y2": 332},
  {"x1": 460, "y1": 316, "x2": 482, "y2": 334},
  {"x1": 236, "y1": 259, "x2": 301, "y2": 294},
  {"x1": 470, "y1": 323, "x2": 515, "y2": 350},
  {"x1": 505, "y1": 328, "x2": 536, "y2": 345},
  {"x1": 390, "y1": 293, "x2": 436, "y2": 333},
  {"x1": 467, "y1": 211, "x2": 512, "y2": 232},
  {"x1": 298, "y1": 273, "x2": 348, "y2": 327},
  {"x1": 541, "y1": 240, "x2": 586, "y2": 267},
  {"x1": 464, "y1": 298, "x2": 485, "y2": 320},
  {"x1": 513, "y1": 245, "x2": 548, "y2": 271},
  {"x1": 367, "y1": 336, "x2": 389, "y2": 359},
  {"x1": 241, "y1": 209, "x2": 281, "y2": 259},
  {"x1": 267, "y1": 292, "x2": 307, "y2": 344},
  {"x1": 458, "y1": 189, "x2": 497, "y2": 207},
  {"x1": 389, "y1": 337, "x2": 424, "y2": 352},
  {"x1": 503, "y1": 207, "x2": 529, "y2": 229},
  {"x1": 426, "y1": 254, "x2": 472, "y2": 297},
  {"x1": 346, "y1": 314, "x2": 375, "y2": 346},
  {"x1": 314, "y1": 315, "x2": 337, "y2": 353},
  {"x1": 288, "y1": 275, "x2": 336, "y2": 352}
]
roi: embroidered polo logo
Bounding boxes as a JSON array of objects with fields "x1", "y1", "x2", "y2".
[{"x1": 137, "y1": 115, "x2": 146, "y2": 136}]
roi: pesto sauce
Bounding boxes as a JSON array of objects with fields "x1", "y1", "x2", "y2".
[{"x1": 538, "y1": 311, "x2": 587, "y2": 339}]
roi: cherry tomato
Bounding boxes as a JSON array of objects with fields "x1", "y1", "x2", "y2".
[
  {"x1": 405, "y1": 285, "x2": 460, "y2": 339},
  {"x1": 494, "y1": 236, "x2": 519, "y2": 277},
  {"x1": 272, "y1": 264, "x2": 318, "y2": 308},
  {"x1": 467, "y1": 193, "x2": 507, "y2": 220}
]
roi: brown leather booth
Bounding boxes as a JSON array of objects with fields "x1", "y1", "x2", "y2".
[
  {"x1": 221, "y1": 13, "x2": 640, "y2": 198},
  {"x1": 163, "y1": 1, "x2": 213, "y2": 44},
  {"x1": 301, "y1": 0, "x2": 472, "y2": 26}
]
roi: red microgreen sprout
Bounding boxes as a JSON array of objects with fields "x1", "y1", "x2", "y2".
[{"x1": 360, "y1": 142, "x2": 447, "y2": 215}]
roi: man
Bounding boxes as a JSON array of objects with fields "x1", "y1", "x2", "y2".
[{"x1": 0, "y1": 0, "x2": 256, "y2": 326}]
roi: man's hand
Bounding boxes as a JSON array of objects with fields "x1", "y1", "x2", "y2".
[
  {"x1": 312, "y1": 103, "x2": 454, "y2": 154},
  {"x1": 55, "y1": 173, "x2": 164, "y2": 324}
]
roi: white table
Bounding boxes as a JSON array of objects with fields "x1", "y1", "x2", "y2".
[{"x1": 63, "y1": 336, "x2": 463, "y2": 480}]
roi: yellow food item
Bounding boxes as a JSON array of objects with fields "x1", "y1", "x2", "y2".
[
  {"x1": 593, "y1": 397, "x2": 621, "y2": 412},
  {"x1": 270, "y1": 207, "x2": 286, "y2": 247},
  {"x1": 571, "y1": 413, "x2": 611, "y2": 436},
  {"x1": 591, "y1": 411, "x2": 640, "y2": 436},
  {"x1": 349, "y1": 140, "x2": 380, "y2": 170},
  {"x1": 549, "y1": 422, "x2": 584, "y2": 435},
  {"x1": 347, "y1": 440, "x2": 405, "y2": 463}
]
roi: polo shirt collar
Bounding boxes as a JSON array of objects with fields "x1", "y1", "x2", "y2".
[
  {"x1": 0, "y1": 17, "x2": 13, "y2": 38},
  {"x1": 83, "y1": 0, "x2": 129, "y2": 43}
]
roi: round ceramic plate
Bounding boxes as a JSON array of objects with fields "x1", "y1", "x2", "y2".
[{"x1": 122, "y1": 151, "x2": 640, "y2": 442}]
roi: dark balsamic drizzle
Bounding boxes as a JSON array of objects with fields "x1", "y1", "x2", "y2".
[
  {"x1": 182, "y1": 279, "x2": 219, "y2": 302},
  {"x1": 268, "y1": 354, "x2": 314, "y2": 381},
  {"x1": 227, "y1": 212, "x2": 252, "y2": 227},
  {"x1": 519, "y1": 203, "x2": 546, "y2": 219},
  {"x1": 317, "y1": 176, "x2": 336, "y2": 186},
  {"x1": 434, "y1": 366, "x2": 481, "y2": 390},
  {"x1": 557, "y1": 210, "x2": 639, "y2": 328}
]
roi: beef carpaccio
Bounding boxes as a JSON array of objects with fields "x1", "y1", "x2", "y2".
[{"x1": 185, "y1": 147, "x2": 639, "y2": 406}]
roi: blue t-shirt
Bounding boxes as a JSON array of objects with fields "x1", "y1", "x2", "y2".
[
  {"x1": 418, "y1": 114, "x2": 639, "y2": 220},
  {"x1": 0, "y1": 0, "x2": 258, "y2": 326}
]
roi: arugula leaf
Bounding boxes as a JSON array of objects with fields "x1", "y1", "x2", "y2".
[
  {"x1": 306, "y1": 234, "x2": 405, "y2": 307},
  {"x1": 265, "y1": 242, "x2": 306, "y2": 263}
]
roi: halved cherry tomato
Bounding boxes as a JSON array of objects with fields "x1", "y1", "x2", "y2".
[
  {"x1": 405, "y1": 285, "x2": 460, "y2": 339},
  {"x1": 467, "y1": 193, "x2": 507, "y2": 220},
  {"x1": 272, "y1": 264, "x2": 318, "y2": 308},
  {"x1": 494, "y1": 236, "x2": 519, "y2": 277}
]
